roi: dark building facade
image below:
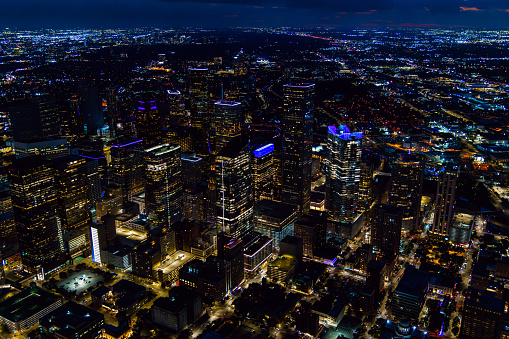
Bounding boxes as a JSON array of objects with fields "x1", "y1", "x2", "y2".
[{"x1": 372, "y1": 204, "x2": 403, "y2": 262}]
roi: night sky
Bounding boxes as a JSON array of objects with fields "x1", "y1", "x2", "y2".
[{"x1": 2, "y1": 0, "x2": 509, "y2": 29}]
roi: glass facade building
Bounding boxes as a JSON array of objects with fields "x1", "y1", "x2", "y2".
[
  {"x1": 145, "y1": 144, "x2": 183, "y2": 229},
  {"x1": 281, "y1": 83, "x2": 315, "y2": 213},
  {"x1": 325, "y1": 125, "x2": 363, "y2": 221}
]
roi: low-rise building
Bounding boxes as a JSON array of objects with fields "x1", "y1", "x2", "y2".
[
  {"x1": 39, "y1": 301, "x2": 104, "y2": 339},
  {"x1": 0, "y1": 285, "x2": 62, "y2": 333}
]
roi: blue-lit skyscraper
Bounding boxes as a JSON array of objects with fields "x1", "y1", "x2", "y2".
[
  {"x1": 326, "y1": 125, "x2": 363, "y2": 221},
  {"x1": 281, "y1": 83, "x2": 315, "y2": 213},
  {"x1": 252, "y1": 143, "x2": 276, "y2": 203}
]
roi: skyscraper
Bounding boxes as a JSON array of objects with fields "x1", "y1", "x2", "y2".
[
  {"x1": 8, "y1": 95, "x2": 60, "y2": 142},
  {"x1": 371, "y1": 204, "x2": 403, "y2": 262},
  {"x1": 431, "y1": 165, "x2": 459, "y2": 238},
  {"x1": 145, "y1": 144, "x2": 183, "y2": 229},
  {"x1": 9, "y1": 156, "x2": 64, "y2": 273},
  {"x1": 390, "y1": 155, "x2": 424, "y2": 232},
  {"x1": 214, "y1": 100, "x2": 242, "y2": 152},
  {"x1": 136, "y1": 99, "x2": 161, "y2": 148},
  {"x1": 325, "y1": 125, "x2": 363, "y2": 221},
  {"x1": 281, "y1": 83, "x2": 315, "y2": 213},
  {"x1": 460, "y1": 288, "x2": 504, "y2": 339},
  {"x1": 189, "y1": 68, "x2": 210, "y2": 157},
  {"x1": 52, "y1": 155, "x2": 91, "y2": 232},
  {"x1": 110, "y1": 139, "x2": 145, "y2": 203},
  {"x1": 252, "y1": 143, "x2": 276, "y2": 203},
  {"x1": 166, "y1": 90, "x2": 188, "y2": 127},
  {"x1": 78, "y1": 80, "x2": 104, "y2": 136},
  {"x1": 216, "y1": 136, "x2": 253, "y2": 239}
]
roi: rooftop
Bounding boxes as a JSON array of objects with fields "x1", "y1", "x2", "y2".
[
  {"x1": 254, "y1": 200, "x2": 298, "y2": 222},
  {"x1": 40, "y1": 301, "x2": 104, "y2": 337},
  {"x1": 395, "y1": 266, "x2": 429, "y2": 297},
  {"x1": 0, "y1": 286, "x2": 61, "y2": 322},
  {"x1": 269, "y1": 255, "x2": 297, "y2": 272}
]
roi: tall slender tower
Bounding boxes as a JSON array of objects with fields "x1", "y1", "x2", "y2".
[
  {"x1": 216, "y1": 136, "x2": 253, "y2": 239},
  {"x1": 325, "y1": 125, "x2": 363, "y2": 221},
  {"x1": 8, "y1": 156, "x2": 64, "y2": 273},
  {"x1": 214, "y1": 100, "x2": 242, "y2": 152},
  {"x1": 145, "y1": 144, "x2": 183, "y2": 230},
  {"x1": 431, "y1": 165, "x2": 459, "y2": 237},
  {"x1": 281, "y1": 83, "x2": 315, "y2": 213},
  {"x1": 189, "y1": 68, "x2": 210, "y2": 157},
  {"x1": 390, "y1": 154, "x2": 424, "y2": 232}
]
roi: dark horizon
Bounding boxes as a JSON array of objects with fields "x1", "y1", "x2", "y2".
[{"x1": 2, "y1": 0, "x2": 509, "y2": 30}]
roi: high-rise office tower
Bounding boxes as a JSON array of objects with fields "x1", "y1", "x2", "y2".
[
  {"x1": 325, "y1": 125, "x2": 363, "y2": 221},
  {"x1": 110, "y1": 139, "x2": 145, "y2": 203},
  {"x1": 359, "y1": 160, "x2": 373, "y2": 212},
  {"x1": 216, "y1": 136, "x2": 253, "y2": 239},
  {"x1": 217, "y1": 233, "x2": 244, "y2": 294},
  {"x1": 390, "y1": 155, "x2": 424, "y2": 232},
  {"x1": 145, "y1": 144, "x2": 183, "y2": 229},
  {"x1": 460, "y1": 288, "x2": 504, "y2": 339},
  {"x1": 371, "y1": 204, "x2": 403, "y2": 262},
  {"x1": 214, "y1": 101, "x2": 242, "y2": 152},
  {"x1": 252, "y1": 143, "x2": 276, "y2": 203},
  {"x1": 181, "y1": 153, "x2": 203, "y2": 188},
  {"x1": 78, "y1": 80, "x2": 103, "y2": 136},
  {"x1": 166, "y1": 90, "x2": 188, "y2": 127},
  {"x1": 59, "y1": 95, "x2": 84, "y2": 146},
  {"x1": 52, "y1": 155, "x2": 91, "y2": 232},
  {"x1": 189, "y1": 68, "x2": 210, "y2": 157},
  {"x1": 293, "y1": 210, "x2": 327, "y2": 258},
  {"x1": 431, "y1": 165, "x2": 459, "y2": 237},
  {"x1": 281, "y1": 83, "x2": 315, "y2": 213},
  {"x1": 9, "y1": 156, "x2": 64, "y2": 273},
  {"x1": 8, "y1": 95, "x2": 60, "y2": 142},
  {"x1": 136, "y1": 99, "x2": 161, "y2": 148}
]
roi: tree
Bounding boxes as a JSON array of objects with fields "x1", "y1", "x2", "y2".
[{"x1": 452, "y1": 326, "x2": 460, "y2": 336}]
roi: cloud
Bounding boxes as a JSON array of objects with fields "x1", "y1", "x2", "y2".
[
  {"x1": 460, "y1": 7, "x2": 482, "y2": 11},
  {"x1": 157, "y1": 0, "x2": 395, "y2": 12}
]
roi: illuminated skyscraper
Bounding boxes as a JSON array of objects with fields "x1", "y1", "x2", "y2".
[
  {"x1": 431, "y1": 165, "x2": 459, "y2": 237},
  {"x1": 145, "y1": 144, "x2": 183, "y2": 229},
  {"x1": 136, "y1": 99, "x2": 161, "y2": 148},
  {"x1": 281, "y1": 83, "x2": 315, "y2": 213},
  {"x1": 214, "y1": 100, "x2": 242, "y2": 152},
  {"x1": 166, "y1": 90, "x2": 188, "y2": 127},
  {"x1": 110, "y1": 139, "x2": 145, "y2": 203},
  {"x1": 371, "y1": 204, "x2": 403, "y2": 262},
  {"x1": 390, "y1": 155, "x2": 424, "y2": 232},
  {"x1": 52, "y1": 155, "x2": 91, "y2": 232},
  {"x1": 325, "y1": 125, "x2": 363, "y2": 221},
  {"x1": 8, "y1": 156, "x2": 64, "y2": 273},
  {"x1": 252, "y1": 143, "x2": 276, "y2": 203},
  {"x1": 189, "y1": 68, "x2": 210, "y2": 157},
  {"x1": 460, "y1": 287, "x2": 504, "y2": 339},
  {"x1": 216, "y1": 136, "x2": 253, "y2": 239}
]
